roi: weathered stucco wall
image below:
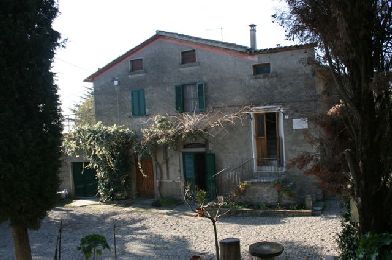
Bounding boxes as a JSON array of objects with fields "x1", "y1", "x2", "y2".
[{"x1": 91, "y1": 37, "x2": 322, "y2": 202}]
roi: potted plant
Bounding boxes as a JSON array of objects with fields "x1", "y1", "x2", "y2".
[{"x1": 195, "y1": 189, "x2": 207, "y2": 217}]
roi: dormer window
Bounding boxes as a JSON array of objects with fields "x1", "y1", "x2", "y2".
[
  {"x1": 181, "y1": 50, "x2": 196, "y2": 64},
  {"x1": 253, "y1": 63, "x2": 271, "y2": 75},
  {"x1": 130, "y1": 59, "x2": 143, "y2": 72}
]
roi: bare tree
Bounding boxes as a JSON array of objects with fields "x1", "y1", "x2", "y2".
[{"x1": 184, "y1": 187, "x2": 230, "y2": 259}]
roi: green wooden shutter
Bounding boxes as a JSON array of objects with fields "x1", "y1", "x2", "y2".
[
  {"x1": 205, "y1": 152, "x2": 216, "y2": 199},
  {"x1": 131, "y1": 90, "x2": 139, "y2": 116},
  {"x1": 197, "y1": 82, "x2": 205, "y2": 112},
  {"x1": 131, "y1": 89, "x2": 146, "y2": 116},
  {"x1": 183, "y1": 152, "x2": 195, "y2": 189},
  {"x1": 175, "y1": 85, "x2": 184, "y2": 112},
  {"x1": 140, "y1": 89, "x2": 146, "y2": 115}
]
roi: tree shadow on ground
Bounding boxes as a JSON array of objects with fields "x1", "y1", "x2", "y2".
[
  {"x1": 219, "y1": 215, "x2": 285, "y2": 225},
  {"x1": 1, "y1": 206, "x2": 206, "y2": 259}
]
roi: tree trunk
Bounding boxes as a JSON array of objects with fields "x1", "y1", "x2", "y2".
[
  {"x1": 212, "y1": 219, "x2": 220, "y2": 260},
  {"x1": 357, "y1": 179, "x2": 391, "y2": 234},
  {"x1": 11, "y1": 225, "x2": 32, "y2": 260}
]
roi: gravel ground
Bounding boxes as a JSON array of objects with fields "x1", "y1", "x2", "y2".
[{"x1": 0, "y1": 200, "x2": 342, "y2": 259}]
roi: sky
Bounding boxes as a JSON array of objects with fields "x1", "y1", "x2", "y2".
[{"x1": 52, "y1": 0, "x2": 293, "y2": 116}]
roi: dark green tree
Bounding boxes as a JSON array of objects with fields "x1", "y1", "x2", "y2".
[
  {"x1": 275, "y1": 0, "x2": 392, "y2": 234},
  {"x1": 0, "y1": 0, "x2": 62, "y2": 259}
]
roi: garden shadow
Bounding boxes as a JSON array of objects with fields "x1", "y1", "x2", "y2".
[{"x1": 219, "y1": 215, "x2": 286, "y2": 225}]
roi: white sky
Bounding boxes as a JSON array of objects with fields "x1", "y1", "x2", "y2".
[{"x1": 52, "y1": 0, "x2": 293, "y2": 115}]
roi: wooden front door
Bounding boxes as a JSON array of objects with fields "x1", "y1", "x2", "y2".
[
  {"x1": 255, "y1": 114, "x2": 267, "y2": 166},
  {"x1": 255, "y1": 113, "x2": 280, "y2": 166},
  {"x1": 136, "y1": 158, "x2": 154, "y2": 198}
]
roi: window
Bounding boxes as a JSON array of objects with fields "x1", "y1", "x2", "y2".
[
  {"x1": 131, "y1": 89, "x2": 146, "y2": 116},
  {"x1": 130, "y1": 59, "x2": 143, "y2": 72},
  {"x1": 253, "y1": 63, "x2": 271, "y2": 75},
  {"x1": 175, "y1": 82, "x2": 205, "y2": 113},
  {"x1": 181, "y1": 50, "x2": 196, "y2": 64}
]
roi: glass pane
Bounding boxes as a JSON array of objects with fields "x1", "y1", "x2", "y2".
[
  {"x1": 253, "y1": 63, "x2": 271, "y2": 75},
  {"x1": 183, "y1": 84, "x2": 199, "y2": 112},
  {"x1": 181, "y1": 50, "x2": 196, "y2": 64}
]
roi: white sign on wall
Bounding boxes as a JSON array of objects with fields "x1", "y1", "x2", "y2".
[{"x1": 293, "y1": 118, "x2": 308, "y2": 129}]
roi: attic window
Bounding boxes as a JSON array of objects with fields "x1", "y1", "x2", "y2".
[
  {"x1": 130, "y1": 59, "x2": 143, "y2": 72},
  {"x1": 181, "y1": 50, "x2": 196, "y2": 64},
  {"x1": 253, "y1": 63, "x2": 271, "y2": 75}
]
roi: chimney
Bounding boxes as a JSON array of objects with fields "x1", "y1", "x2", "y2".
[{"x1": 249, "y1": 24, "x2": 257, "y2": 50}]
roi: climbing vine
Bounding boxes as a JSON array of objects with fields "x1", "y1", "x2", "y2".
[
  {"x1": 64, "y1": 108, "x2": 249, "y2": 201},
  {"x1": 140, "y1": 108, "x2": 249, "y2": 156},
  {"x1": 64, "y1": 123, "x2": 137, "y2": 201}
]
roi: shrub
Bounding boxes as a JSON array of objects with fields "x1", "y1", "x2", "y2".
[
  {"x1": 337, "y1": 201, "x2": 359, "y2": 260},
  {"x1": 77, "y1": 234, "x2": 110, "y2": 259},
  {"x1": 357, "y1": 233, "x2": 392, "y2": 259}
]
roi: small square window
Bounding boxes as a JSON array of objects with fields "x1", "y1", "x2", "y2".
[
  {"x1": 130, "y1": 59, "x2": 143, "y2": 72},
  {"x1": 181, "y1": 50, "x2": 196, "y2": 64},
  {"x1": 253, "y1": 63, "x2": 271, "y2": 75}
]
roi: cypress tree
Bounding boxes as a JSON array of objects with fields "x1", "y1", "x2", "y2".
[{"x1": 0, "y1": 0, "x2": 62, "y2": 258}]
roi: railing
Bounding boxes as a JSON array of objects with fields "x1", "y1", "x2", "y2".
[
  {"x1": 256, "y1": 158, "x2": 285, "y2": 173},
  {"x1": 214, "y1": 158, "x2": 253, "y2": 196},
  {"x1": 214, "y1": 157, "x2": 285, "y2": 196}
]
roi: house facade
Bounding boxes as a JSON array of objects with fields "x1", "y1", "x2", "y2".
[{"x1": 80, "y1": 27, "x2": 326, "y2": 205}]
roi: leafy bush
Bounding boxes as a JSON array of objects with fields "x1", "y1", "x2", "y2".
[
  {"x1": 77, "y1": 234, "x2": 110, "y2": 259},
  {"x1": 357, "y1": 233, "x2": 392, "y2": 259},
  {"x1": 64, "y1": 123, "x2": 137, "y2": 201},
  {"x1": 337, "y1": 201, "x2": 359, "y2": 260}
]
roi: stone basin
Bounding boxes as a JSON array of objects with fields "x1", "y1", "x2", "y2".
[{"x1": 249, "y1": 241, "x2": 284, "y2": 258}]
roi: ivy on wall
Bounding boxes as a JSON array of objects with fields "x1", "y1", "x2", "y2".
[
  {"x1": 63, "y1": 108, "x2": 249, "y2": 201},
  {"x1": 64, "y1": 123, "x2": 137, "y2": 201}
]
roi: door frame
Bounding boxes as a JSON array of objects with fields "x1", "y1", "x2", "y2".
[{"x1": 250, "y1": 106, "x2": 286, "y2": 172}]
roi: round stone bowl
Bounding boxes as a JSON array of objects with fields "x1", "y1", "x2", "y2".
[{"x1": 249, "y1": 241, "x2": 284, "y2": 258}]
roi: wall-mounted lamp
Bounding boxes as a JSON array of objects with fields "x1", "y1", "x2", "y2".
[{"x1": 113, "y1": 78, "x2": 119, "y2": 87}]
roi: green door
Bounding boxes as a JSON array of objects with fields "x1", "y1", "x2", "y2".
[
  {"x1": 72, "y1": 162, "x2": 98, "y2": 197},
  {"x1": 183, "y1": 152, "x2": 195, "y2": 190},
  {"x1": 183, "y1": 152, "x2": 216, "y2": 199}
]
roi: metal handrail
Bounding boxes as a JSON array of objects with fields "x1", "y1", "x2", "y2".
[{"x1": 213, "y1": 157, "x2": 253, "y2": 178}]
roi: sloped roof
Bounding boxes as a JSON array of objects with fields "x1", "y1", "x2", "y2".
[
  {"x1": 155, "y1": 31, "x2": 250, "y2": 52},
  {"x1": 84, "y1": 30, "x2": 316, "y2": 82}
]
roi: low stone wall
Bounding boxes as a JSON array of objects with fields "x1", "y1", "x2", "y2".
[
  {"x1": 239, "y1": 179, "x2": 298, "y2": 206},
  {"x1": 226, "y1": 208, "x2": 313, "y2": 217}
]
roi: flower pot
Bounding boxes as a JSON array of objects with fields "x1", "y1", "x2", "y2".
[{"x1": 196, "y1": 207, "x2": 205, "y2": 217}]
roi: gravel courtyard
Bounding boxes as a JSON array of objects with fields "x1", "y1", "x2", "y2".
[{"x1": 0, "y1": 200, "x2": 342, "y2": 259}]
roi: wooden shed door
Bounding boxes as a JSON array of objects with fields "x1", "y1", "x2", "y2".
[{"x1": 136, "y1": 158, "x2": 154, "y2": 198}]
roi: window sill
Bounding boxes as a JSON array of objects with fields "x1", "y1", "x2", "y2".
[
  {"x1": 130, "y1": 114, "x2": 148, "y2": 118},
  {"x1": 252, "y1": 72, "x2": 277, "y2": 79},
  {"x1": 129, "y1": 70, "x2": 146, "y2": 77},
  {"x1": 179, "y1": 62, "x2": 200, "y2": 69}
]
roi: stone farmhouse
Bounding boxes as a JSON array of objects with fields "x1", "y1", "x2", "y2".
[{"x1": 61, "y1": 26, "x2": 330, "y2": 206}]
